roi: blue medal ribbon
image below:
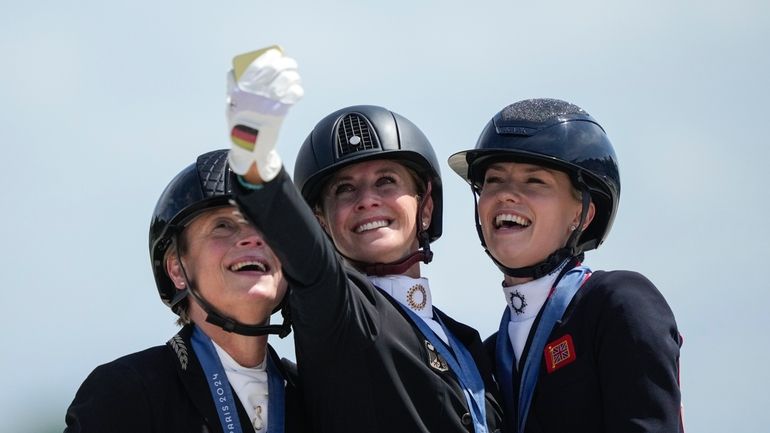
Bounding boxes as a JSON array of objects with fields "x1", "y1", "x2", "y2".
[
  {"x1": 495, "y1": 265, "x2": 590, "y2": 433},
  {"x1": 266, "y1": 353, "x2": 285, "y2": 433},
  {"x1": 191, "y1": 326, "x2": 285, "y2": 433},
  {"x1": 495, "y1": 308, "x2": 516, "y2": 430},
  {"x1": 391, "y1": 299, "x2": 488, "y2": 433}
]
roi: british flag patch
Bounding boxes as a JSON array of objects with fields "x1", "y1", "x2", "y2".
[{"x1": 544, "y1": 334, "x2": 576, "y2": 373}]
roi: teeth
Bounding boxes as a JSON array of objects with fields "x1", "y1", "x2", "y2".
[
  {"x1": 229, "y1": 260, "x2": 267, "y2": 272},
  {"x1": 356, "y1": 220, "x2": 388, "y2": 233},
  {"x1": 495, "y1": 213, "x2": 531, "y2": 228}
]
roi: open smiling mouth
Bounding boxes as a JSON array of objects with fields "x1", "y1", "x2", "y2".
[
  {"x1": 494, "y1": 214, "x2": 531, "y2": 229},
  {"x1": 229, "y1": 260, "x2": 270, "y2": 273},
  {"x1": 355, "y1": 219, "x2": 390, "y2": 233}
]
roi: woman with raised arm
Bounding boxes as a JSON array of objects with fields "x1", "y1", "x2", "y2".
[{"x1": 226, "y1": 47, "x2": 502, "y2": 433}]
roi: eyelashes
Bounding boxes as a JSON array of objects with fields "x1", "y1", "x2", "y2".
[{"x1": 331, "y1": 175, "x2": 398, "y2": 196}]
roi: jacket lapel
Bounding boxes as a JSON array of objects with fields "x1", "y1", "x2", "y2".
[{"x1": 167, "y1": 325, "x2": 224, "y2": 433}]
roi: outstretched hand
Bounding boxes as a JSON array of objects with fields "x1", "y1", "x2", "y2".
[{"x1": 226, "y1": 46, "x2": 303, "y2": 182}]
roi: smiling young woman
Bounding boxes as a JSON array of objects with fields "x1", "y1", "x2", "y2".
[
  {"x1": 449, "y1": 98, "x2": 683, "y2": 433},
  {"x1": 477, "y1": 162, "x2": 593, "y2": 285}
]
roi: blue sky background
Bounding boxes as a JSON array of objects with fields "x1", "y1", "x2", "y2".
[{"x1": 1, "y1": 1, "x2": 768, "y2": 431}]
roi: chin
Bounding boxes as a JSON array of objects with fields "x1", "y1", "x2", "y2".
[
  {"x1": 363, "y1": 248, "x2": 411, "y2": 264},
  {"x1": 351, "y1": 252, "x2": 385, "y2": 264},
  {"x1": 492, "y1": 251, "x2": 529, "y2": 268},
  {"x1": 245, "y1": 281, "x2": 278, "y2": 297}
]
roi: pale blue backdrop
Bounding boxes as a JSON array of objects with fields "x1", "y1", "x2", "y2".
[{"x1": 1, "y1": 1, "x2": 768, "y2": 431}]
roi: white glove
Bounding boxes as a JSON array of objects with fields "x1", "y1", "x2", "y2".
[{"x1": 226, "y1": 47, "x2": 303, "y2": 180}]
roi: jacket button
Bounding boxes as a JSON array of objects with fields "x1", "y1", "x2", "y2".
[{"x1": 461, "y1": 412, "x2": 472, "y2": 426}]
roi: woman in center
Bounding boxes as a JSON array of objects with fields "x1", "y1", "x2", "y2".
[
  {"x1": 238, "y1": 104, "x2": 502, "y2": 433},
  {"x1": 227, "y1": 46, "x2": 501, "y2": 433}
]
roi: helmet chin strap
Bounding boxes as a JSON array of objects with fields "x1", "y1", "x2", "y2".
[
  {"x1": 175, "y1": 243, "x2": 291, "y2": 338},
  {"x1": 354, "y1": 236, "x2": 432, "y2": 276},
  {"x1": 349, "y1": 181, "x2": 434, "y2": 277},
  {"x1": 471, "y1": 177, "x2": 591, "y2": 280}
]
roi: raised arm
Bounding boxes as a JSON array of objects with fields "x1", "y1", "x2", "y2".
[{"x1": 225, "y1": 48, "x2": 380, "y2": 342}]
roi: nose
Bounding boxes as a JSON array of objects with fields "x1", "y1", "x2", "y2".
[
  {"x1": 355, "y1": 186, "x2": 381, "y2": 211},
  {"x1": 237, "y1": 226, "x2": 265, "y2": 248},
  {"x1": 496, "y1": 182, "x2": 523, "y2": 203},
  {"x1": 500, "y1": 191, "x2": 519, "y2": 203}
]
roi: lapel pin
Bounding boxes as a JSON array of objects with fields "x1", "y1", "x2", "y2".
[
  {"x1": 544, "y1": 334, "x2": 576, "y2": 374},
  {"x1": 425, "y1": 340, "x2": 449, "y2": 372}
]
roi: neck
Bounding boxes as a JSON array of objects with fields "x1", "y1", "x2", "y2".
[
  {"x1": 397, "y1": 261, "x2": 422, "y2": 278},
  {"x1": 196, "y1": 321, "x2": 268, "y2": 367},
  {"x1": 362, "y1": 263, "x2": 421, "y2": 278},
  {"x1": 356, "y1": 252, "x2": 423, "y2": 278},
  {"x1": 503, "y1": 275, "x2": 534, "y2": 287}
]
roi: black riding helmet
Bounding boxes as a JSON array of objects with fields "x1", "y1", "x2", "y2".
[
  {"x1": 293, "y1": 105, "x2": 442, "y2": 274},
  {"x1": 448, "y1": 98, "x2": 620, "y2": 279},
  {"x1": 149, "y1": 149, "x2": 291, "y2": 337}
]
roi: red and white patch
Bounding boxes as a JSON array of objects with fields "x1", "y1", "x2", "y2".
[{"x1": 544, "y1": 334, "x2": 576, "y2": 373}]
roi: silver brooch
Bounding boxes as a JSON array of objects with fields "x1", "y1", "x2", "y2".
[{"x1": 168, "y1": 335, "x2": 189, "y2": 370}]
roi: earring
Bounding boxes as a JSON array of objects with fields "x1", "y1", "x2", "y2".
[
  {"x1": 422, "y1": 220, "x2": 429, "y2": 229},
  {"x1": 569, "y1": 224, "x2": 577, "y2": 231},
  {"x1": 179, "y1": 281, "x2": 186, "y2": 287}
]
